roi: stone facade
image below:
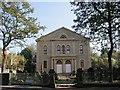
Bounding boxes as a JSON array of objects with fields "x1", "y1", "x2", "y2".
[{"x1": 36, "y1": 27, "x2": 91, "y2": 74}]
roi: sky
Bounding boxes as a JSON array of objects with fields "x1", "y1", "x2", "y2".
[{"x1": 2, "y1": 2, "x2": 76, "y2": 53}]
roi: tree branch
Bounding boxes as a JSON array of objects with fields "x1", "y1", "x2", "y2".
[{"x1": 92, "y1": 2, "x2": 108, "y2": 21}]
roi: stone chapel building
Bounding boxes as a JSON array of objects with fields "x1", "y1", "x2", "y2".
[{"x1": 36, "y1": 27, "x2": 91, "y2": 74}]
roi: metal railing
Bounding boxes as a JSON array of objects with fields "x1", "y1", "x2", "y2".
[{"x1": 9, "y1": 69, "x2": 120, "y2": 86}]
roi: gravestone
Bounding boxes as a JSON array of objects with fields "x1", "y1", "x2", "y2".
[
  {"x1": 87, "y1": 67, "x2": 94, "y2": 81},
  {"x1": 48, "y1": 69, "x2": 55, "y2": 88},
  {"x1": 41, "y1": 71, "x2": 50, "y2": 85},
  {"x1": 76, "y1": 68, "x2": 83, "y2": 84}
]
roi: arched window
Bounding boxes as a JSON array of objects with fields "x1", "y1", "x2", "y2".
[
  {"x1": 65, "y1": 60, "x2": 71, "y2": 73},
  {"x1": 57, "y1": 45, "x2": 61, "y2": 54},
  {"x1": 66, "y1": 45, "x2": 70, "y2": 54},
  {"x1": 60, "y1": 35, "x2": 67, "y2": 39},
  {"x1": 65, "y1": 60, "x2": 71, "y2": 64},
  {"x1": 56, "y1": 60, "x2": 62, "y2": 73},
  {"x1": 80, "y1": 60, "x2": 84, "y2": 68},
  {"x1": 80, "y1": 45, "x2": 83, "y2": 54},
  {"x1": 43, "y1": 61, "x2": 47, "y2": 68},
  {"x1": 62, "y1": 45, "x2": 65, "y2": 54},
  {"x1": 44, "y1": 45, "x2": 47, "y2": 54},
  {"x1": 56, "y1": 60, "x2": 62, "y2": 64}
]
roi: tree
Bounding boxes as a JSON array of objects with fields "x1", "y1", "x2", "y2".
[
  {"x1": 20, "y1": 47, "x2": 36, "y2": 73},
  {"x1": 0, "y1": 2, "x2": 44, "y2": 72},
  {"x1": 20, "y1": 48, "x2": 32, "y2": 60},
  {"x1": 5, "y1": 53, "x2": 25, "y2": 71},
  {"x1": 91, "y1": 53, "x2": 99, "y2": 68},
  {"x1": 71, "y1": 2, "x2": 120, "y2": 82}
]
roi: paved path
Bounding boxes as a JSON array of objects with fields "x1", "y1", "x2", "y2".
[{"x1": 0, "y1": 85, "x2": 120, "y2": 90}]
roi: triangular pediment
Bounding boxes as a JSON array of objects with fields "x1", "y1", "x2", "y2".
[{"x1": 36, "y1": 27, "x2": 89, "y2": 42}]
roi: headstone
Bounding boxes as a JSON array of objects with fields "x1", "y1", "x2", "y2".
[
  {"x1": 48, "y1": 69, "x2": 55, "y2": 88},
  {"x1": 87, "y1": 67, "x2": 94, "y2": 81},
  {"x1": 76, "y1": 68, "x2": 83, "y2": 84}
]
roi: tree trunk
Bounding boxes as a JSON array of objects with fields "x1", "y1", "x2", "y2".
[
  {"x1": 108, "y1": 48, "x2": 113, "y2": 82},
  {"x1": 1, "y1": 47, "x2": 7, "y2": 73},
  {"x1": 107, "y1": 2, "x2": 113, "y2": 82}
]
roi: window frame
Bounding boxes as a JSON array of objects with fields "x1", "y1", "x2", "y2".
[
  {"x1": 43, "y1": 61, "x2": 47, "y2": 68},
  {"x1": 44, "y1": 45, "x2": 47, "y2": 55},
  {"x1": 57, "y1": 45, "x2": 61, "y2": 54},
  {"x1": 80, "y1": 45, "x2": 83, "y2": 54},
  {"x1": 62, "y1": 45, "x2": 66, "y2": 54},
  {"x1": 66, "y1": 45, "x2": 70, "y2": 54},
  {"x1": 80, "y1": 60, "x2": 84, "y2": 68},
  {"x1": 60, "y1": 35, "x2": 67, "y2": 39}
]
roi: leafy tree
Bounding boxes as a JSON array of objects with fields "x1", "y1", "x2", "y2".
[
  {"x1": 91, "y1": 50, "x2": 119, "y2": 69},
  {"x1": 91, "y1": 53, "x2": 99, "y2": 68},
  {"x1": 71, "y1": 2, "x2": 120, "y2": 82},
  {"x1": 0, "y1": 2, "x2": 44, "y2": 72},
  {"x1": 14, "y1": 54, "x2": 25, "y2": 71},
  {"x1": 5, "y1": 53, "x2": 25, "y2": 71},
  {"x1": 100, "y1": 50, "x2": 120, "y2": 68},
  {"x1": 20, "y1": 48, "x2": 32, "y2": 60},
  {"x1": 20, "y1": 47, "x2": 36, "y2": 73}
]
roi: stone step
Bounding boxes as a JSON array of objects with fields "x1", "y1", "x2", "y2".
[
  {"x1": 55, "y1": 84, "x2": 75, "y2": 88},
  {"x1": 58, "y1": 75, "x2": 70, "y2": 80}
]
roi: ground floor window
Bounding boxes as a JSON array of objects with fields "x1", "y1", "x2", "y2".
[
  {"x1": 80, "y1": 60, "x2": 84, "y2": 68},
  {"x1": 65, "y1": 60, "x2": 71, "y2": 73},
  {"x1": 54, "y1": 59, "x2": 73, "y2": 74},
  {"x1": 43, "y1": 61, "x2": 47, "y2": 68},
  {"x1": 56, "y1": 60, "x2": 62, "y2": 73}
]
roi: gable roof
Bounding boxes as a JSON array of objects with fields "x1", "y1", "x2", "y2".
[{"x1": 36, "y1": 27, "x2": 90, "y2": 42}]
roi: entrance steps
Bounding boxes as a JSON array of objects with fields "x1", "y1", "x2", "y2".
[
  {"x1": 58, "y1": 74, "x2": 70, "y2": 79},
  {"x1": 55, "y1": 84, "x2": 75, "y2": 88},
  {"x1": 56, "y1": 74, "x2": 76, "y2": 88},
  {"x1": 58, "y1": 75, "x2": 70, "y2": 80}
]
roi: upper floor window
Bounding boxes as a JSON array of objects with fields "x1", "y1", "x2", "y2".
[
  {"x1": 62, "y1": 45, "x2": 65, "y2": 54},
  {"x1": 60, "y1": 35, "x2": 67, "y2": 39},
  {"x1": 80, "y1": 45, "x2": 83, "y2": 54},
  {"x1": 66, "y1": 45, "x2": 70, "y2": 54},
  {"x1": 44, "y1": 45, "x2": 47, "y2": 54},
  {"x1": 57, "y1": 45, "x2": 61, "y2": 54}
]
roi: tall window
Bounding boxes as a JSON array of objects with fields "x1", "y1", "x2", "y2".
[
  {"x1": 62, "y1": 45, "x2": 65, "y2": 54},
  {"x1": 80, "y1": 45, "x2": 83, "y2": 54},
  {"x1": 56, "y1": 60, "x2": 62, "y2": 73},
  {"x1": 80, "y1": 60, "x2": 84, "y2": 68},
  {"x1": 57, "y1": 45, "x2": 61, "y2": 54},
  {"x1": 44, "y1": 45, "x2": 47, "y2": 54},
  {"x1": 66, "y1": 45, "x2": 70, "y2": 54},
  {"x1": 65, "y1": 60, "x2": 71, "y2": 73},
  {"x1": 43, "y1": 61, "x2": 47, "y2": 68}
]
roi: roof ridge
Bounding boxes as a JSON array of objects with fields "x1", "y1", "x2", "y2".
[{"x1": 36, "y1": 27, "x2": 90, "y2": 42}]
